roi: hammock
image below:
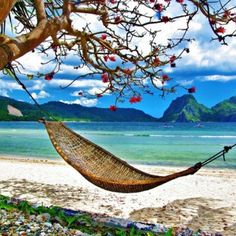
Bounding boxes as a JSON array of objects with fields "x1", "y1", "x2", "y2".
[
  {"x1": 43, "y1": 120, "x2": 202, "y2": 193},
  {"x1": 8, "y1": 65, "x2": 235, "y2": 193}
]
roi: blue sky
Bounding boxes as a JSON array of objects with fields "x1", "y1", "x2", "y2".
[{"x1": 1, "y1": 3, "x2": 236, "y2": 118}]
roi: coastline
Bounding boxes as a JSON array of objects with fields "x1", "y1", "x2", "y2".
[{"x1": 1, "y1": 156, "x2": 236, "y2": 235}]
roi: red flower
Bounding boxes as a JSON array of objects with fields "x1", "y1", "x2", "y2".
[
  {"x1": 101, "y1": 34, "x2": 107, "y2": 40},
  {"x1": 98, "y1": 0, "x2": 106, "y2": 4},
  {"x1": 170, "y1": 55, "x2": 176, "y2": 63},
  {"x1": 188, "y1": 86, "x2": 196, "y2": 93},
  {"x1": 104, "y1": 55, "x2": 109, "y2": 62},
  {"x1": 223, "y1": 10, "x2": 231, "y2": 19},
  {"x1": 96, "y1": 94, "x2": 103, "y2": 98},
  {"x1": 109, "y1": 105, "x2": 117, "y2": 111},
  {"x1": 136, "y1": 96, "x2": 142, "y2": 102},
  {"x1": 209, "y1": 18, "x2": 217, "y2": 25},
  {"x1": 161, "y1": 16, "x2": 169, "y2": 23},
  {"x1": 153, "y1": 57, "x2": 160, "y2": 66},
  {"x1": 115, "y1": 16, "x2": 122, "y2": 23},
  {"x1": 150, "y1": 0, "x2": 155, "y2": 2},
  {"x1": 45, "y1": 72, "x2": 54, "y2": 81},
  {"x1": 109, "y1": 56, "x2": 116, "y2": 61},
  {"x1": 162, "y1": 74, "x2": 170, "y2": 81},
  {"x1": 154, "y1": 3, "x2": 163, "y2": 12},
  {"x1": 51, "y1": 43, "x2": 58, "y2": 52},
  {"x1": 110, "y1": 0, "x2": 116, "y2": 3},
  {"x1": 216, "y1": 26, "x2": 225, "y2": 34},
  {"x1": 124, "y1": 68, "x2": 133, "y2": 75},
  {"x1": 129, "y1": 96, "x2": 142, "y2": 104},
  {"x1": 176, "y1": 0, "x2": 184, "y2": 3},
  {"x1": 101, "y1": 73, "x2": 109, "y2": 83}
]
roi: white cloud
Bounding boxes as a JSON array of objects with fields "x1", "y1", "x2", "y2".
[
  {"x1": 0, "y1": 89, "x2": 9, "y2": 97},
  {"x1": 32, "y1": 91, "x2": 50, "y2": 99},
  {"x1": 175, "y1": 39, "x2": 236, "y2": 74},
  {"x1": 48, "y1": 79, "x2": 106, "y2": 89},
  {"x1": 28, "y1": 80, "x2": 46, "y2": 91},
  {"x1": 0, "y1": 80, "x2": 22, "y2": 90},
  {"x1": 200, "y1": 75, "x2": 236, "y2": 82},
  {"x1": 58, "y1": 63, "x2": 92, "y2": 76},
  {"x1": 177, "y1": 79, "x2": 194, "y2": 86},
  {"x1": 60, "y1": 97, "x2": 98, "y2": 107}
]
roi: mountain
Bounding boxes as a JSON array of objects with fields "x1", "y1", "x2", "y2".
[
  {"x1": 159, "y1": 95, "x2": 236, "y2": 122},
  {"x1": 211, "y1": 96, "x2": 236, "y2": 122},
  {"x1": 158, "y1": 95, "x2": 212, "y2": 122},
  {"x1": 0, "y1": 96, "x2": 157, "y2": 122}
]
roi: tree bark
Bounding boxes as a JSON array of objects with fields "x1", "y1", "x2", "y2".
[
  {"x1": 0, "y1": 0, "x2": 16, "y2": 24},
  {"x1": 0, "y1": 16, "x2": 69, "y2": 70}
]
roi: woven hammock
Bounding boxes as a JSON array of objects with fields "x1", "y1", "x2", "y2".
[{"x1": 44, "y1": 121, "x2": 202, "y2": 193}]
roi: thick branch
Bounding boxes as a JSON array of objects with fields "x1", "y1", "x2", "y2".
[
  {"x1": 0, "y1": 0, "x2": 16, "y2": 24},
  {"x1": 34, "y1": 0, "x2": 47, "y2": 23},
  {"x1": 0, "y1": 16, "x2": 69, "y2": 70}
]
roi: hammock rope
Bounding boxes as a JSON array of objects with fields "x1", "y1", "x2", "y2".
[{"x1": 6, "y1": 64, "x2": 236, "y2": 193}]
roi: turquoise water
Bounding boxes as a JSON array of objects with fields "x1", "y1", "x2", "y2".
[{"x1": 0, "y1": 121, "x2": 235, "y2": 168}]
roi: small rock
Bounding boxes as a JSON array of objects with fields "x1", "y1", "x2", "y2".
[
  {"x1": 44, "y1": 222, "x2": 52, "y2": 228},
  {"x1": 36, "y1": 213, "x2": 51, "y2": 222}
]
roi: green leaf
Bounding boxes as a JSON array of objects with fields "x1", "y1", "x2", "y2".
[
  {"x1": 164, "y1": 228, "x2": 173, "y2": 236},
  {"x1": 3, "y1": 68, "x2": 15, "y2": 78}
]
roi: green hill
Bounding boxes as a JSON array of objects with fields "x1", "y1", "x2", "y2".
[
  {"x1": 211, "y1": 96, "x2": 236, "y2": 121},
  {"x1": 158, "y1": 95, "x2": 212, "y2": 122},
  {"x1": 0, "y1": 96, "x2": 157, "y2": 122}
]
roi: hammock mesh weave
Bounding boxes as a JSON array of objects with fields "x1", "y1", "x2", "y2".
[{"x1": 45, "y1": 121, "x2": 201, "y2": 193}]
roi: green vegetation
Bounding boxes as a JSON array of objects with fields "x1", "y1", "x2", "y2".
[
  {"x1": 159, "y1": 94, "x2": 236, "y2": 122},
  {"x1": 0, "y1": 195, "x2": 170, "y2": 235},
  {"x1": 0, "y1": 96, "x2": 157, "y2": 122}
]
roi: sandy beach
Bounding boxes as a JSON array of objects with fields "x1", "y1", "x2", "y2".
[{"x1": 1, "y1": 156, "x2": 236, "y2": 235}]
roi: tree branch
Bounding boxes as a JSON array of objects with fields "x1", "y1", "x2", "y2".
[
  {"x1": 0, "y1": 0, "x2": 16, "y2": 24},
  {"x1": 34, "y1": 0, "x2": 47, "y2": 23}
]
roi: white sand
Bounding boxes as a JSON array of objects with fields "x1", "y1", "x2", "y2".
[{"x1": 1, "y1": 157, "x2": 236, "y2": 234}]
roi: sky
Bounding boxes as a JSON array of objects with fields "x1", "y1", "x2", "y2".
[{"x1": 1, "y1": 1, "x2": 236, "y2": 118}]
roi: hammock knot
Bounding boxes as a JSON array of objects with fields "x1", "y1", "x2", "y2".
[{"x1": 224, "y1": 146, "x2": 231, "y2": 153}]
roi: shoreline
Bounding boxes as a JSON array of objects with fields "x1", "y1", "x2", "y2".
[{"x1": 1, "y1": 156, "x2": 236, "y2": 235}]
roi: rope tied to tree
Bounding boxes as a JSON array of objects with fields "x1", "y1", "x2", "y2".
[{"x1": 6, "y1": 63, "x2": 57, "y2": 121}]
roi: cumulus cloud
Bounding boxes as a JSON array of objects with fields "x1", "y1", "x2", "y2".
[
  {"x1": 32, "y1": 91, "x2": 50, "y2": 99},
  {"x1": 60, "y1": 97, "x2": 98, "y2": 107},
  {"x1": 200, "y1": 75, "x2": 236, "y2": 82},
  {"x1": 0, "y1": 80, "x2": 22, "y2": 91}
]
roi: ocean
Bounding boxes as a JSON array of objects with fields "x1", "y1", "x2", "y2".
[{"x1": 0, "y1": 121, "x2": 235, "y2": 168}]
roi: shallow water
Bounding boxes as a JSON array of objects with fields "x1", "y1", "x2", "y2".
[{"x1": 0, "y1": 121, "x2": 235, "y2": 168}]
